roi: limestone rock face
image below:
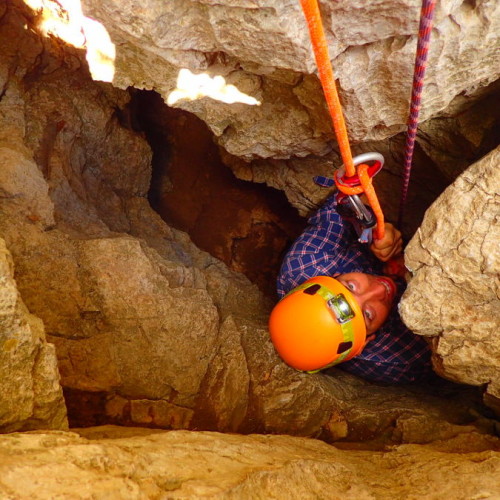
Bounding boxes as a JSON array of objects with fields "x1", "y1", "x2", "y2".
[
  {"x1": 2, "y1": 0, "x2": 496, "y2": 442},
  {"x1": 0, "y1": 0, "x2": 227, "y2": 430},
  {"x1": 0, "y1": 238, "x2": 67, "y2": 432},
  {"x1": 78, "y1": 0, "x2": 500, "y2": 159},
  {"x1": 0, "y1": 10, "x2": 68, "y2": 430},
  {"x1": 0, "y1": 427, "x2": 499, "y2": 499},
  {"x1": 400, "y1": 146, "x2": 500, "y2": 410}
]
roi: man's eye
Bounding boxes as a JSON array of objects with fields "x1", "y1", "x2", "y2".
[
  {"x1": 346, "y1": 282, "x2": 356, "y2": 291},
  {"x1": 364, "y1": 309, "x2": 373, "y2": 322}
]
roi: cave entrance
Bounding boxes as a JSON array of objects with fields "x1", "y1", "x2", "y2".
[{"x1": 128, "y1": 89, "x2": 305, "y2": 297}]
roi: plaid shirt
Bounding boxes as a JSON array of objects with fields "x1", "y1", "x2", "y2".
[{"x1": 277, "y1": 194, "x2": 431, "y2": 384}]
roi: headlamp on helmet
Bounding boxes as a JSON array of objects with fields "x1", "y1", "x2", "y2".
[{"x1": 268, "y1": 276, "x2": 367, "y2": 373}]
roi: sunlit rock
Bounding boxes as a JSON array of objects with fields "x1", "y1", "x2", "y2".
[
  {"x1": 79, "y1": 0, "x2": 500, "y2": 159},
  {"x1": 0, "y1": 427, "x2": 499, "y2": 499},
  {"x1": 400, "y1": 146, "x2": 500, "y2": 413}
]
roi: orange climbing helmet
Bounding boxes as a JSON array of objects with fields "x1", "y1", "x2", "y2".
[{"x1": 268, "y1": 276, "x2": 367, "y2": 372}]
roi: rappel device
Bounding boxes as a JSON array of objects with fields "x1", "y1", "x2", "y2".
[
  {"x1": 299, "y1": 0, "x2": 436, "y2": 239},
  {"x1": 335, "y1": 152, "x2": 384, "y2": 244},
  {"x1": 298, "y1": 0, "x2": 386, "y2": 241}
]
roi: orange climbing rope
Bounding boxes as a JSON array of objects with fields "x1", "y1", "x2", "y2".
[{"x1": 299, "y1": 0, "x2": 385, "y2": 239}]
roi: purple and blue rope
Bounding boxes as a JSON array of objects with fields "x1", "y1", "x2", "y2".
[{"x1": 398, "y1": 0, "x2": 437, "y2": 228}]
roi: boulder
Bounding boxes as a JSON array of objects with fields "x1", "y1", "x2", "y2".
[
  {"x1": 0, "y1": 426, "x2": 499, "y2": 499},
  {"x1": 0, "y1": 238, "x2": 67, "y2": 432},
  {"x1": 400, "y1": 146, "x2": 500, "y2": 413}
]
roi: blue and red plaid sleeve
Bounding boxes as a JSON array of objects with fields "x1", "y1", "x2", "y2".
[
  {"x1": 275, "y1": 192, "x2": 432, "y2": 384},
  {"x1": 339, "y1": 305, "x2": 432, "y2": 383},
  {"x1": 277, "y1": 194, "x2": 378, "y2": 298}
]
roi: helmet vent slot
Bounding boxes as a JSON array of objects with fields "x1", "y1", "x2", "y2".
[
  {"x1": 337, "y1": 341, "x2": 352, "y2": 354},
  {"x1": 303, "y1": 284, "x2": 321, "y2": 295}
]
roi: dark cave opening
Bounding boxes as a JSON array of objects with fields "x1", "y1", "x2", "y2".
[
  {"x1": 118, "y1": 85, "x2": 500, "y2": 301},
  {"x1": 60, "y1": 87, "x2": 500, "y2": 432},
  {"x1": 57, "y1": 93, "x2": 500, "y2": 434},
  {"x1": 126, "y1": 89, "x2": 306, "y2": 298}
]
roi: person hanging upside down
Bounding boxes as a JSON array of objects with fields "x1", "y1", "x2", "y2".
[{"x1": 269, "y1": 191, "x2": 432, "y2": 384}]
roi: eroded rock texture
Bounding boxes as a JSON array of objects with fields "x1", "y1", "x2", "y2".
[
  {"x1": 400, "y1": 146, "x2": 500, "y2": 412},
  {"x1": 0, "y1": 427, "x2": 499, "y2": 499},
  {"x1": 0, "y1": 0, "x2": 238, "y2": 431},
  {"x1": 0, "y1": 239, "x2": 67, "y2": 432},
  {"x1": 80, "y1": 0, "x2": 500, "y2": 160},
  {"x1": 1, "y1": 0, "x2": 497, "y2": 443},
  {"x1": 67, "y1": 0, "x2": 499, "y2": 238},
  {"x1": 0, "y1": 0, "x2": 498, "y2": 494}
]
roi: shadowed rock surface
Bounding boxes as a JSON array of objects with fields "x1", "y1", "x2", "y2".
[
  {"x1": 0, "y1": 0, "x2": 499, "y2": 496},
  {"x1": 0, "y1": 239, "x2": 67, "y2": 432}
]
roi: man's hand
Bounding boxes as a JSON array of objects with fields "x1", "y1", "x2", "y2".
[{"x1": 370, "y1": 223, "x2": 403, "y2": 262}]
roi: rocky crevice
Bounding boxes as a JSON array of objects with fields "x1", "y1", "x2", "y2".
[{"x1": 0, "y1": 3, "x2": 499, "y2": 494}]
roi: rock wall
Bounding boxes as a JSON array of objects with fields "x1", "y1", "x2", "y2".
[
  {"x1": 69, "y1": 0, "x2": 500, "y2": 237},
  {"x1": 1, "y1": 0, "x2": 498, "y2": 440},
  {"x1": 80, "y1": 0, "x2": 500, "y2": 159},
  {"x1": 0, "y1": 239, "x2": 67, "y2": 432},
  {"x1": 0, "y1": 0, "x2": 498, "y2": 495},
  {"x1": 0, "y1": 426, "x2": 499, "y2": 499},
  {"x1": 0, "y1": 0, "x2": 236, "y2": 431},
  {"x1": 400, "y1": 146, "x2": 500, "y2": 412}
]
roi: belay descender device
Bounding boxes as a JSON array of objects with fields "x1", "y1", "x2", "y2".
[
  {"x1": 314, "y1": 152, "x2": 385, "y2": 245},
  {"x1": 335, "y1": 152, "x2": 385, "y2": 245},
  {"x1": 300, "y1": 0, "x2": 436, "y2": 236}
]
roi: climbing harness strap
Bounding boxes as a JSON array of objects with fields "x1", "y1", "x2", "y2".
[
  {"x1": 398, "y1": 0, "x2": 437, "y2": 228},
  {"x1": 299, "y1": 0, "x2": 385, "y2": 241}
]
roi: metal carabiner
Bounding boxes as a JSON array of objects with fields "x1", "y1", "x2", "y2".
[
  {"x1": 345, "y1": 194, "x2": 375, "y2": 227},
  {"x1": 335, "y1": 152, "x2": 384, "y2": 245},
  {"x1": 337, "y1": 194, "x2": 376, "y2": 244},
  {"x1": 335, "y1": 152, "x2": 385, "y2": 188}
]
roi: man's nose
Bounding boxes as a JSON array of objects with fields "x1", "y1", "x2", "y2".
[{"x1": 360, "y1": 280, "x2": 386, "y2": 302}]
